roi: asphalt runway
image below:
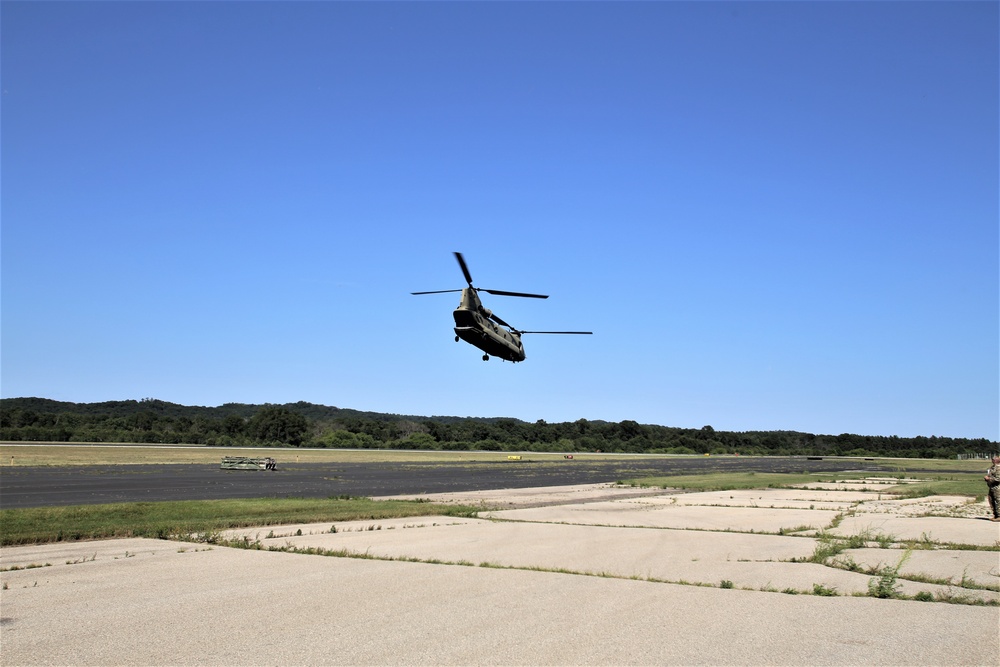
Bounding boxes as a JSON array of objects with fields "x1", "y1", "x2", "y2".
[{"x1": 0, "y1": 456, "x2": 886, "y2": 508}]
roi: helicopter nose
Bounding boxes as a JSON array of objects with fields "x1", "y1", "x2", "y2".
[{"x1": 453, "y1": 309, "x2": 476, "y2": 328}]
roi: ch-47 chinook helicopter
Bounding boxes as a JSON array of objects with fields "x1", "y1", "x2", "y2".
[{"x1": 412, "y1": 252, "x2": 592, "y2": 362}]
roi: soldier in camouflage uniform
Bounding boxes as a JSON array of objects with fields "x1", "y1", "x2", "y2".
[{"x1": 985, "y1": 456, "x2": 1000, "y2": 521}]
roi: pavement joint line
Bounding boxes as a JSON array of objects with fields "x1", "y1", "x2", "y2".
[{"x1": 188, "y1": 534, "x2": 999, "y2": 603}]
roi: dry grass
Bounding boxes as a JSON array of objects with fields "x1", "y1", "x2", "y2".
[
  {"x1": 0, "y1": 443, "x2": 649, "y2": 466},
  {"x1": 2, "y1": 444, "x2": 988, "y2": 473}
]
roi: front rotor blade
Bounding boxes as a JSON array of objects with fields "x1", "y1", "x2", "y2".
[
  {"x1": 411, "y1": 289, "x2": 464, "y2": 295},
  {"x1": 518, "y1": 331, "x2": 593, "y2": 335},
  {"x1": 482, "y1": 289, "x2": 549, "y2": 299},
  {"x1": 454, "y1": 252, "x2": 474, "y2": 286}
]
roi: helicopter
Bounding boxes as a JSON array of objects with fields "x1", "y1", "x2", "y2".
[{"x1": 412, "y1": 252, "x2": 592, "y2": 362}]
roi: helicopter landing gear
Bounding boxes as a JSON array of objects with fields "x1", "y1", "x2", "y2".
[
  {"x1": 455, "y1": 335, "x2": 460, "y2": 342},
  {"x1": 482, "y1": 354, "x2": 489, "y2": 361}
]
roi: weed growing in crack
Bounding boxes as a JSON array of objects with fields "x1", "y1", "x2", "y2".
[
  {"x1": 812, "y1": 583, "x2": 838, "y2": 596},
  {"x1": 868, "y1": 550, "x2": 911, "y2": 599},
  {"x1": 3, "y1": 562, "x2": 51, "y2": 571}
]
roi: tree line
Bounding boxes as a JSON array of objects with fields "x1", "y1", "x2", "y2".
[{"x1": 0, "y1": 398, "x2": 995, "y2": 459}]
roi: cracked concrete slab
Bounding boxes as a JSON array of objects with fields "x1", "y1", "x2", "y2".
[
  {"x1": 830, "y1": 514, "x2": 1000, "y2": 547},
  {"x1": 223, "y1": 517, "x2": 998, "y2": 603},
  {"x1": 838, "y1": 548, "x2": 1000, "y2": 589},
  {"x1": 2, "y1": 480, "x2": 999, "y2": 665},
  {"x1": 3, "y1": 538, "x2": 996, "y2": 666}
]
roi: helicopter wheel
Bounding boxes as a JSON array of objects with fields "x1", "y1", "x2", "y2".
[
  {"x1": 455, "y1": 335, "x2": 459, "y2": 342},
  {"x1": 482, "y1": 354, "x2": 489, "y2": 361}
]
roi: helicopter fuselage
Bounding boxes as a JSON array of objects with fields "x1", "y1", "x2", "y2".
[{"x1": 453, "y1": 288, "x2": 525, "y2": 362}]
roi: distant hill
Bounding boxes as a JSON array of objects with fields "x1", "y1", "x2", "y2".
[{"x1": 0, "y1": 397, "x2": 525, "y2": 425}]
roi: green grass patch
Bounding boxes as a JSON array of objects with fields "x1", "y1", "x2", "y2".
[
  {"x1": 622, "y1": 467, "x2": 988, "y2": 496},
  {"x1": 885, "y1": 476, "x2": 986, "y2": 499},
  {"x1": 872, "y1": 459, "x2": 992, "y2": 474},
  {"x1": 0, "y1": 497, "x2": 478, "y2": 546}
]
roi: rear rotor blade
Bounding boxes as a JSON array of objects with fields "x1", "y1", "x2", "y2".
[
  {"x1": 411, "y1": 289, "x2": 464, "y2": 295},
  {"x1": 517, "y1": 331, "x2": 593, "y2": 335},
  {"x1": 488, "y1": 312, "x2": 513, "y2": 329}
]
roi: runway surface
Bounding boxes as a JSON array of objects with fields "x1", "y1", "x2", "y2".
[{"x1": 0, "y1": 456, "x2": 884, "y2": 508}]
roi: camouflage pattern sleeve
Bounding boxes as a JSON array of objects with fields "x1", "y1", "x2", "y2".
[{"x1": 987, "y1": 464, "x2": 1000, "y2": 485}]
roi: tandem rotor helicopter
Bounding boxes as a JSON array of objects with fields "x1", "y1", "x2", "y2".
[{"x1": 412, "y1": 252, "x2": 592, "y2": 362}]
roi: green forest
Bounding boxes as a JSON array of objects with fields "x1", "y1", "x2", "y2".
[{"x1": 0, "y1": 397, "x2": 996, "y2": 459}]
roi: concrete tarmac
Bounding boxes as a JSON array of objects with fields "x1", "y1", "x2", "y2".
[{"x1": 2, "y1": 481, "x2": 999, "y2": 665}]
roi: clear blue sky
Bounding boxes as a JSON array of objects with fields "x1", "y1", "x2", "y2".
[{"x1": 2, "y1": 2, "x2": 997, "y2": 440}]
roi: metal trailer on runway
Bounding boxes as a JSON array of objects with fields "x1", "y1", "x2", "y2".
[{"x1": 220, "y1": 456, "x2": 276, "y2": 471}]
